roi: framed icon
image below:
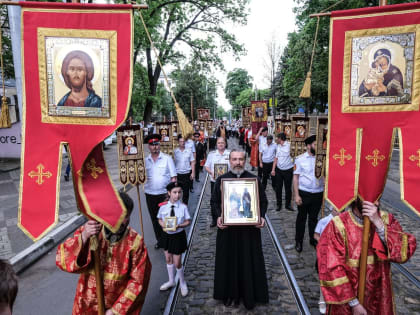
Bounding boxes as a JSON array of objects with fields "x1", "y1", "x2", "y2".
[
  {"x1": 164, "y1": 216, "x2": 177, "y2": 232},
  {"x1": 214, "y1": 163, "x2": 228, "y2": 180},
  {"x1": 221, "y1": 178, "x2": 261, "y2": 226}
]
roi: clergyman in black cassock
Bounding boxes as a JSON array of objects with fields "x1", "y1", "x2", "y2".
[{"x1": 211, "y1": 169, "x2": 269, "y2": 309}]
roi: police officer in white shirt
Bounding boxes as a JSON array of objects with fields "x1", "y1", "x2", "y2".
[
  {"x1": 271, "y1": 133, "x2": 294, "y2": 212},
  {"x1": 204, "y1": 137, "x2": 230, "y2": 227},
  {"x1": 185, "y1": 135, "x2": 197, "y2": 192},
  {"x1": 144, "y1": 134, "x2": 177, "y2": 249},
  {"x1": 174, "y1": 135, "x2": 195, "y2": 205},
  {"x1": 293, "y1": 135, "x2": 324, "y2": 253},
  {"x1": 259, "y1": 134, "x2": 276, "y2": 191},
  {"x1": 254, "y1": 126, "x2": 268, "y2": 178}
]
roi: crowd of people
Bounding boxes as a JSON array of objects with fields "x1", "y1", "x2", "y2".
[{"x1": 4, "y1": 119, "x2": 413, "y2": 315}]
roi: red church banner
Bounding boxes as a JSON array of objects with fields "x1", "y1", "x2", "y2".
[
  {"x1": 18, "y1": 2, "x2": 133, "y2": 240},
  {"x1": 327, "y1": 2, "x2": 420, "y2": 218}
]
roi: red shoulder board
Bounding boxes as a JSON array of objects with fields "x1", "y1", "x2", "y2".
[{"x1": 158, "y1": 201, "x2": 168, "y2": 207}]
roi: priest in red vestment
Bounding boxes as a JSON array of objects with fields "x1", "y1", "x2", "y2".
[
  {"x1": 56, "y1": 192, "x2": 151, "y2": 315},
  {"x1": 317, "y1": 199, "x2": 416, "y2": 315}
]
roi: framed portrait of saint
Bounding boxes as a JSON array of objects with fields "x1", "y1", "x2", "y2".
[
  {"x1": 38, "y1": 29, "x2": 117, "y2": 124},
  {"x1": 164, "y1": 216, "x2": 177, "y2": 232},
  {"x1": 251, "y1": 101, "x2": 268, "y2": 123},
  {"x1": 214, "y1": 163, "x2": 228, "y2": 180},
  {"x1": 342, "y1": 26, "x2": 420, "y2": 113},
  {"x1": 197, "y1": 108, "x2": 210, "y2": 120},
  {"x1": 221, "y1": 178, "x2": 260, "y2": 226}
]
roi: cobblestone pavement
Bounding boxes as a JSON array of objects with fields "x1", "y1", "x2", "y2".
[
  {"x1": 171, "y1": 179, "x2": 299, "y2": 315},
  {"x1": 168, "y1": 138, "x2": 420, "y2": 314},
  {"x1": 0, "y1": 143, "x2": 122, "y2": 259}
]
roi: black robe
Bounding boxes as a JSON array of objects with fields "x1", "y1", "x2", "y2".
[{"x1": 211, "y1": 170, "x2": 269, "y2": 308}]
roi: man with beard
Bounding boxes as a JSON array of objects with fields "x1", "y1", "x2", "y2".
[
  {"x1": 293, "y1": 135, "x2": 324, "y2": 253},
  {"x1": 211, "y1": 149, "x2": 268, "y2": 310},
  {"x1": 56, "y1": 192, "x2": 152, "y2": 315},
  {"x1": 57, "y1": 50, "x2": 102, "y2": 108}
]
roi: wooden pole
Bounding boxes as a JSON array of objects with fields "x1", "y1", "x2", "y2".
[
  {"x1": 92, "y1": 236, "x2": 105, "y2": 315},
  {"x1": 357, "y1": 1, "x2": 386, "y2": 307},
  {"x1": 191, "y1": 94, "x2": 194, "y2": 121},
  {"x1": 135, "y1": 184, "x2": 145, "y2": 237}
]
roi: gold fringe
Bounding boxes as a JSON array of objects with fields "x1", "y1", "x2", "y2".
[
  {"x1": 175, "y1": 102, "x2": 194, "y2": 139},
  {"x1": 0, "y1": 96, "x2": 11, "y2": 128},
  {"x1": 299, "y1": 72, "x2": 312, "y2": 98}
]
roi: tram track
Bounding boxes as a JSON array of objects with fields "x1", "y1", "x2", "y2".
[{"x1": 163, "y1": 169, "x2": 310, "y2": 314}]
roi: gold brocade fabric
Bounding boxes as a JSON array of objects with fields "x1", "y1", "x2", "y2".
[
  {"x1": 317, "y1": 211, "x2": 416, "y2": 315},
  {"x1": 56, "y1": 227, "x2": 151, "y2": 315}
]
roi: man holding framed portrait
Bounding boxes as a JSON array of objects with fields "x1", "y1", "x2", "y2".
[{"x1": 210, "y1": 149, "x2": 268, "y2": 310}]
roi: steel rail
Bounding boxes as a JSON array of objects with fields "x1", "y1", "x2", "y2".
[
  {"x1": 265, "y1": 215, "x2": 311, "y2": 315},
  {"x1": 163, "y1": 173, "x2": 209, "y2": 315},
  {"x1": 392, "y1": 263, "x2": 420, "y2": 290}
]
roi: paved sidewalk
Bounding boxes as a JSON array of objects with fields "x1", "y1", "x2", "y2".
[{"x1": 0, "y1": 143, "x2": 122, "y2": 262}]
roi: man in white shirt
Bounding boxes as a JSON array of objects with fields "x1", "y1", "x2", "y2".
[
  {"x1": 174, "y1": 135, "x2": 195, "y2": 205},
  {"x1": 271, "y1": 133, "x2": 294, "y2": 212},
  {"x1": 144, "y1": 134, "x2": 177, "y2": 249},
  {"x1": 254, "y1": 126, "x2": 268, "y2": 178},
  {"x1": 293, "y1": 135, "x2": 325, "y2": 253},
  {"x1": 185, "y1": 135, "x2": 197, "y2": 193},
  {"x1": 259, "y1": 135, "x2": 276, "y2": 191},
  {"x1": 204, "y1": 137, "x2": 230, "y2": 227}
]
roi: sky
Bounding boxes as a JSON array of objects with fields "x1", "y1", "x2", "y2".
[{"x1": 217, "y1": 0, "x2": 297, "y2": 111}]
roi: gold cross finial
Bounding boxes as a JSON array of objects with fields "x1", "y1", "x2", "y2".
[
  {"x1": 28, "y1": 164, "x2": 52, "y2": 185},
  {"x1": 333, "y1": 148, "x2": 352, "y2": 166},
  {"x1": 366, "y1": 149, "x2": 385, "y2": 167},
  {"x1": 86, "y1": 158, "x2": 103, "y2": 179},
  {"x1": 409, "y1": 149, "x2": 420, "y2": 167}
]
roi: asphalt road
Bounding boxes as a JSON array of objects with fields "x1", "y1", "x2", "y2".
[{"x1": 13, "y1": 176, "x2": 205, "y2": 315}]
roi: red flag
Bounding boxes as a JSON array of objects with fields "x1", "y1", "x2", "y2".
[
  {"x1": 19, "y1": 2, "x2": 133, "y2": 240},
  {"x1": 327, "y1": 2, "x2": 420, "y2": 218}
]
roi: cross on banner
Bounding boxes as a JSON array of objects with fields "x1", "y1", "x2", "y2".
[
  {"x1": 28, "y1": 164, "x2": 52, "y2": 185},
  {"x1": 365, "y1": 149, "x2": 385, "y2": 167},
  {"x1": 409, "y1": 150, "x2": 420, "y2": 167},
  {"x1": 86, "y1": 158, "x2": 104, "y2": 179},
  {"x1": 333, "y1": 148, "x2": 352, "y2": 166}
]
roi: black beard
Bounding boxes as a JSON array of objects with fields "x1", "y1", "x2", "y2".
[{"x1": 310, "y1": 148, "x2": 316, "y2": 155}]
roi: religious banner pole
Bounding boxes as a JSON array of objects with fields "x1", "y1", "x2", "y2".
[
  {"x1": 357, "y1": 0, "x2": 387, "y2": 306},
  {"x1": 135, "y1": 184, "x2": 145, "y2": 237}
]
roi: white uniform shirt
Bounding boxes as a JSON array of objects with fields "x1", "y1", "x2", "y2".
[
  {"x1": 294, "y1": 152, "x2": 324, "y2": 193},
  {"x1": 185, "y1": 139, "x2": 196, "y2": 153},
  {"x1": 157, "y1": 200, "x2": 191, "y2": 234},
  {"x1": 275, "y1": 141, "x2": 294, "y2": 170},
  {"x1": 174, "y1": 148, "x2": 195, "y2": 174},
  {"x1": 315, "y1": 214, "x2": 333, "y2": 236},
  {"x1": 247, "y1": 129, "x2": 252, "y2": 139},
  {"x1": 144, "y1": 152, "x2": 177, "y2": 195},
  {"x1": 204, "y1": 149, "x2": 230, "y2": 182},
  {"x1": 259, "y1": 135, "x2": 267, "y2": 147},
  {"x1": 259, "y1": 142, "x2": 277, "y2": 163}
]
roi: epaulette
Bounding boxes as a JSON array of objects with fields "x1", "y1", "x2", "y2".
[
  {"x1": 295, "y1": 153, "x2": 305, "y2": 160},
  {"x1": 158, "y1": 201, "x2": 168, "y2": 207}
]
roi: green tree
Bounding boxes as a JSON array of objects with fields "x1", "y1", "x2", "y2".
[
  {"x1": 224, "y1": 68, "x2": 253, "y2": 118},
  {"x1": 216, "y1": 106, "x2": 228, "y2": 119},
  {"x1": 131, "y1": 0, "x2": 249, "y2": 123}
]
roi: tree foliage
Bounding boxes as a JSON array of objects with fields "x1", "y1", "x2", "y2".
[
  {"x1": 171, "y1": 62, "x2": 218, "y2": 119},
  {"x1": 224, "y1": 68, "x2": 253, "y2": 118},
  {"x1": 130, "y1": 0, "x2": 249, "y2": 123}
]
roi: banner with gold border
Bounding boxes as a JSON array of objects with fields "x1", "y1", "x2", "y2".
[
  {"x1": 18, "y1": 2, "x2": 134, "y2": 240},
  {"x1": 327, "y1": 2, "x2": 420, "y2": 217}
]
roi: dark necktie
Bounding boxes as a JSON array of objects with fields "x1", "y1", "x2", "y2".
[{"x1": 170, "y1": 205, "x2": 175, "y2": 216}]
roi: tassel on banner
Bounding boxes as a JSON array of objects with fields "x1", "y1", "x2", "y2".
[
  {"x1": 0, "y1": 96, "x2": 11, "y2": 128},
  {"x1": 299, "y1": 72, "x2": 312, "y2": 98},
  {"x1": 175, "y1": 102, "x2": 194, "y2": 139}
]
